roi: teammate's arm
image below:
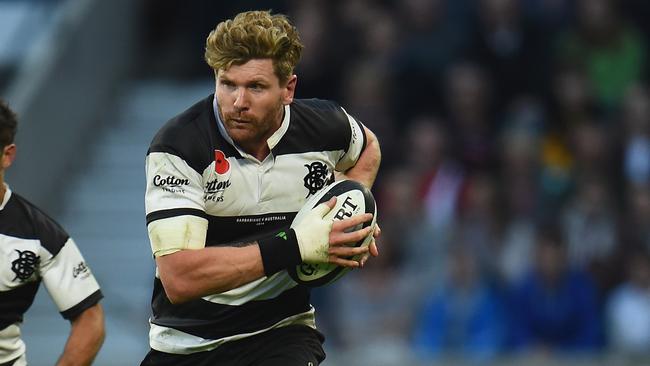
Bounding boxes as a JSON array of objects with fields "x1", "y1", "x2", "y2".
[{"x1": 56, "y1": 303, "x2": 105, "y2": 366}]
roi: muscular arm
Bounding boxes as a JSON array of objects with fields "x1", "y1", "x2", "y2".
[
  {"x1": 156, "y1": 244, "x2": 265, "y2": 304},
  {"x1": 156, "y1": 203, "x2": 372, "y2": 304},
  {"x1": 340, "y1": 125, "x2": 381, "y2": 188},
  {"x1": 56, "y1": 303, "x2": 105, "y2": 366},
  {"x1": 339, "y1": 125, "x2": 382, "y2": 263}
]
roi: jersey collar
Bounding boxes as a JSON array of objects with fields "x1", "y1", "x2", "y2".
[
  {"x1": 212, "y1": 96, "x2": 290, "y2": 159},
  {"x1": 0, "y1": 183, "x2": 12, "y2": 211}
]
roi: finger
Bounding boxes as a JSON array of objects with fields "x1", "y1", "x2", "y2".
[
  {"x1": 359, "y1": 252, "x2": 370, "y2": 267},
  {"x1": 332, "y1": 213, "x2": 373, "y2": 231},
  {"x1": 373, "y1": 224, "x2": 382, "y2": 238},
  {"x1": 328, "y1": 256, "x2": 361, "y2": 268},
  {"x1": 369, "y1": 240, "x2": 379, "y2": 257},
  {"x1": 328, "y1": 245, "x2": 369, "y2": 257},
  {"x1": 313, "y1": 197, "x2": 337, "y2": 217},
  {"x1": 330, "y1": 225, "x2": 373, "y2": 246}
]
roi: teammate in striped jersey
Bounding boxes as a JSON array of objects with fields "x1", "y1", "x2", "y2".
[
  {"x1": 0, "y1": 100, "x2": 105, "y2": 366},
  {"x1": 141, "y1": 10, "x2": 381, "y2": 366}
]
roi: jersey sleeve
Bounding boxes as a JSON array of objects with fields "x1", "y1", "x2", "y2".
[
  {"x1": 39, "y1": 238, "x2": 102, "y2": 319},
  {"x1": 335, "y1": 107, "x2": 367, "y2": 172},
  {"x1": 145, "y1": 152, "x2": 209, "y2": 257}
]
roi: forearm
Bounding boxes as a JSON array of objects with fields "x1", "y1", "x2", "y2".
[
  {"x1": 157, "y1": 244, "x2": 266, "y2": 303},
  {"x1": 56, "y1": 304, "x2": 104, "y2": 366},
  {"x1": 341, "y1": 126, "x2": 381, "y2": 188}
]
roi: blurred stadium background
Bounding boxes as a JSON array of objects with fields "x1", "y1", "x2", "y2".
[{"x1": 2, "y1": 0, "x2": 649, "y2": 365}]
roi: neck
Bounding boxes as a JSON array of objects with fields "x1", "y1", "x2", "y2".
[{"x1": 246, "y1": 106, "x2": 285, "y2": 161}]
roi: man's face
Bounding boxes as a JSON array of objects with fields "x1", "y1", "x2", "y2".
[{"x1": 215, "y1": 59, "x2": 296, "y2": 153}]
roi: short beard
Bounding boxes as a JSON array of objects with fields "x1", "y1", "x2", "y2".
[{"x1": 217, "y1": 99, "x2": 285, "y2": 147}]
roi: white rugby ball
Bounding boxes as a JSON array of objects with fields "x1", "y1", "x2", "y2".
[{"x1": 287, "y1": 179, "x2": 377, "y2": 287}]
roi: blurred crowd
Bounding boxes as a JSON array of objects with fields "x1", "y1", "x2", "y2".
[
  {"x1": 140, "y1": 0, "x2": 650, "y2": 363},
  {"x1": 255, "y1": 0, "x2": 650, "y2": 363}
]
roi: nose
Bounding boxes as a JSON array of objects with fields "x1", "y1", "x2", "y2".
[{"x1": 233, "y1": 88, "x2": 249, "y2": 110}]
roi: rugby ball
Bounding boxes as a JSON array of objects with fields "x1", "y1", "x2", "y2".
[{"x1": 287, "y1": 179, "x2": 377, "y2": 287}]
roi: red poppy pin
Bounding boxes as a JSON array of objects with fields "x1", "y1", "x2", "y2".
[{"x1": 214, "y1": 150, "x2": 230, "y2": 174}]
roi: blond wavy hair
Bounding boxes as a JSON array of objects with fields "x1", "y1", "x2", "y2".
[{"x1": 205, "y1": 10, "x2": 303, "y2": 84}]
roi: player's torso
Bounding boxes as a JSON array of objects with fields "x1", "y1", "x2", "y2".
[{"x1": 198, "y1": 149, "x2": 337, "y2": 245}]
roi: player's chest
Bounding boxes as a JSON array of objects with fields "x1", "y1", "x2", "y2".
[
  {"x1": 0, "y1": 236, "x2": 42, "y2": 290},
  {"x1": 201, "y1": 151, "x2": 338, "y2": 215}
]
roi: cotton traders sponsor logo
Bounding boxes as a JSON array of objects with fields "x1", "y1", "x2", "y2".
[
  {"x1": 153, "y1": 174, "x2": 190, "y2": 193},
  {"x1": 204, "y1": 178, "x2": 231, "y2": 202}
]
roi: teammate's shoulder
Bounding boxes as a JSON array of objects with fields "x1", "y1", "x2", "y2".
[{"x1": 1, "y1": 192, "x2": 69, "y2": 255}]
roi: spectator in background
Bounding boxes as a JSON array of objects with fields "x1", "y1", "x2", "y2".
[
  {"x1": 556, "y1": 0, "x2": 646, "y2": 111},
  {"x1": 496, "y1": 99, "x2": 543, "y2": 284},
  {"x1": 620, "y1": 84, "x2": 650, "y2": 186},
  {"x1": 508, "y1": 224, "x2": 602, "y2": 354},
  {"x1": 444, "y1": 62, "x2": 496, "y2": 171},
  {"x1": 456, "y1": 171, "x2": 503, "y2": 279},
  {"x1": 341, "y1": 61, "x2": 398, "y2": 168},
  {"x1": 466, "y1": 0, "x2": 550, "y2": 111},
  {"x1": 561, "y1": 175, "x2": 618, "y2": 292},
  {"x1": 392, "y1": 0, "x2": 470, "y2": 119},
  {"x1": 619, "y1": 185, "x2": 650, "y2": 253},
  {"x1": 539, "y1": 65, "x2": 593, "y2": 217},
  {"x1": 402, "y1": 117, "x2": 465, "y2": 261},
  {"x1": 412, "y1": 243, "x2": 505, "y2": 362},
  {"x1": 607, "y1": 250, "x2": 650, "y2": 357},
  {"x1": 570, "y1": 121, "x2": 614, "y2": 178},
  {"x1": 521, "y1": 0, "x2": 576, "y2": 30}
]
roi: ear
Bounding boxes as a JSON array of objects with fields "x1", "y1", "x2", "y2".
[
  {"x1": 282, "y1": 75, "x2": 297, "y2": 105},
  {"x1": 1, "y1": 144, "x2": 16, "y2": 170}
]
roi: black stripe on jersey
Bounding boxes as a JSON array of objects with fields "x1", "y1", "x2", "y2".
[
  {"x1": 272, "y1": 99, "x2": 352, "y2": 157},
  {"x1": 61, "y1": 289, "x2": 103, "y2": 320},
  {"x1": 151, "y1": 279, "x2": 311, "y2": 340},
  {"x1": 146, "y1": 208, "x2": 208, "y2": 225},
  {"x1": 146, "y1": 210, "x2": 297, "y2": 245},
  {"x1": 147, "y1": 95, "x2": 240, "y2": 175},
  {"x1": 0, "y1": 281, "x2": 39, "y2": 330},
  {"x1": 147, "y1": 96, "x2": 362, "y2": 175},
  {"x1": 0, "y1": 193, "x2": 68, "y2": 256},
  {"x1": 205, "y1": 212, "x2": 297, "y2": 245}
]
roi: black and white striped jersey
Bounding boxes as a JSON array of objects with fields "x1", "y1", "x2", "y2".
[
  {"x1": 0, "y1": 185, "x2": 103, "y2": 364},
  {"x1": 144, "y1": 95, "x2": 366, "y2": 354}
]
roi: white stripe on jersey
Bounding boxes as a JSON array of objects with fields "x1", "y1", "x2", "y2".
[
  {"x1": 0, "y1": 324, "x2": 25, "y2": 365},
  {"x1": 40, "y1": 238, "x2": 101, "y2": 312},
  {"x1": 146, "y1": 150, "x2": 344, "y2": 217},
  {"x1": 149, "y1": 307, "x2": 316, "y2": 355},
  {"x1": 337, "y1": 108, "x2": 366, "y2": 172},
  {"x1": 200, "y1": 272, "x2": 297, "y2": 306}
]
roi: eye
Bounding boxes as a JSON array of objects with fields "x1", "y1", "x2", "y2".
[
  {"x1": 220, "y1": 80, "x2": 236, "y2": 89},
  {"x1": 249, "y1": 83, "x2": 266, "y2": 92}
]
